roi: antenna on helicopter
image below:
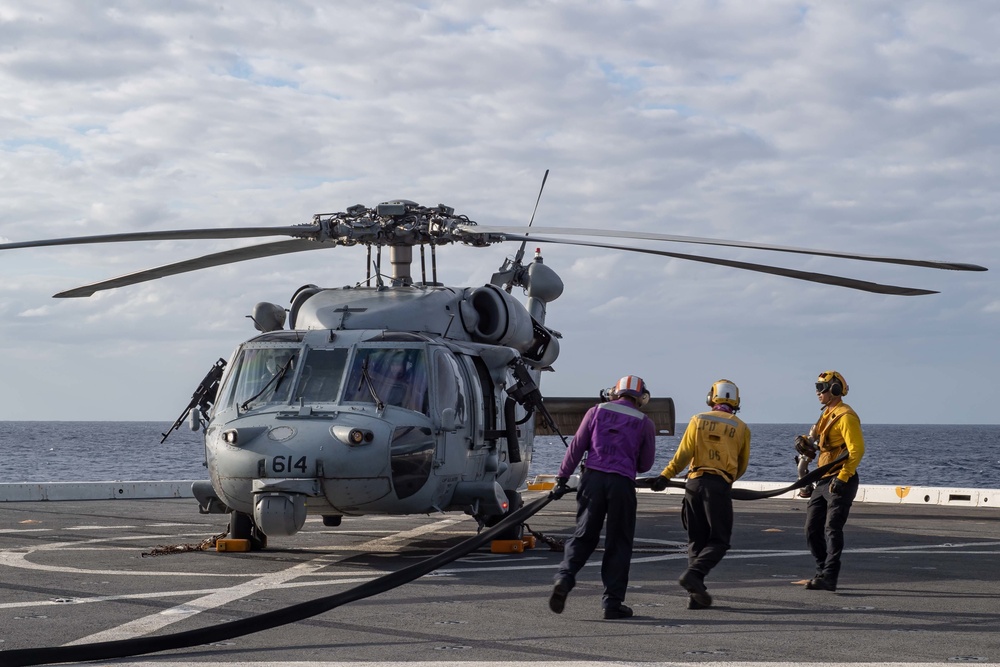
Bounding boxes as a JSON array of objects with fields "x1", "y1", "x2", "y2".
[{"x1": 501, "y1": 169, "x2": 549, "y2": 293}]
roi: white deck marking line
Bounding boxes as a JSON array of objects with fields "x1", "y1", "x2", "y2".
[
  {"x1": 65, "y1": 555, "x2": 339, "y2": 645},
  {"x1": 147, "y1": 523, "x2": 196, "y2": 527},
  {"x1": 0, "y1": 528, "x2": 50, "y2": 533},
  {"x1": 1, "y1": 532, "x2": 280, "y2": 577},
  {"x1": 351, "y1": 517, "x2": 468, "y2": 553},
  {"x1": 0, "y1": 576, "x2": 381, "y2": 611},
  {"x1": 429, "y1": 540, "x2": 1000, "y2": 574},
  {"x1": 0, "y1": 587, "x2": 225, "y2": 609},
  {"x1": 63, "y1": 518, "x2": 469, "y2": 644},
  {"x1": 0, "y1": 543, "x2": 250, "y2": 577}
]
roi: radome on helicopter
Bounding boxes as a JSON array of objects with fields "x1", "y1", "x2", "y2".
[{"x1": 0, "y1": 189, "x2": 986, "y2": 549}]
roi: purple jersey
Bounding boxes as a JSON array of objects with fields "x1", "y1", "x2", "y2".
[{"x1": 557, "y1": 399, "x2": 656, "y2": 480}]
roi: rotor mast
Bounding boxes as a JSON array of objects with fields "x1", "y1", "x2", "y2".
[{"x1": 389, "y1": 245, "x2": 413, "y2": 286}]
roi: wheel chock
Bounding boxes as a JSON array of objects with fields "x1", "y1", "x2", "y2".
[
  {"x1": 216, "y1": 538, "x2": 251, "y2": 552},
  {"x1": 527, "y1": 474, "x2": 556, "y2": 491},
  {"x1": 490, "y1": 536, "x2": 535, "y2": 554}
]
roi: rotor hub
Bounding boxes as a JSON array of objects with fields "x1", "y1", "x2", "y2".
[{"x1": 307, "y1": 200, "x2": 501, "y2": 248}]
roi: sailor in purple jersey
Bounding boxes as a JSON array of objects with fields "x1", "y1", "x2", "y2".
[{"x1": 548, "y1": 375, "x2": 656, "y2": 620}]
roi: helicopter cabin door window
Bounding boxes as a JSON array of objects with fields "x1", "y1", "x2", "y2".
[
  {"x1": 433, "y1": 350, "x2": 466, "y2": 428},
  {"x1": 343, "y1": 348, "x2": 429, "y2": 414}
]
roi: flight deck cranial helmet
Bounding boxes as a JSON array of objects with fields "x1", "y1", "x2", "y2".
[
  {"x1": 706, "y1": 379, "x2": 740, "y2": 411},
  {"x1": 816, "y1": 370, "x2": 848, "y2": 397},
  {"x1": 613, "y1": 375, "x2": 650, "y2": 408}
]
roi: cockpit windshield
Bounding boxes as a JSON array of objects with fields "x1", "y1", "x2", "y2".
[
  {"x1": 343, "y1": 347, "x2": 429, "y2": 414},
  {"x1": 218, "y1": 344, "x2": 427, "y2": 413}
]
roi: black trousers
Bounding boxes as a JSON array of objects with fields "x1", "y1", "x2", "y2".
[
  {"x1": 804, "y1": 473, "x2": 859, "y2": 582},
  {"x1": 555, "y1": 469, "x2": 637, "y2": 609},
  {"x1": 681, "y1": 473, "x2": 733, "y2": 579}
]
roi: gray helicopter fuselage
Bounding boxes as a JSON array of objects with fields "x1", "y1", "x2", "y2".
[{"x1": 203, "y1": 283, "x2": 548, "y2": 538}]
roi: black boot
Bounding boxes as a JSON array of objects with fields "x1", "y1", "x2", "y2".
[
  {"x1": 687, "y1": 595, "x2": 711, "y2": 610},
  {"x1": 805, "y1": 576, "x2": 837, "y2": 591},
  {"x1": 549, "y1": 578, "x2": 572, "y2": 613},
  {"x1": 603, "y1": 604, "x2": 634, "y2": 619},
  {"x1": 679, "y1": 569, "x2": 712, "y2": 607}
]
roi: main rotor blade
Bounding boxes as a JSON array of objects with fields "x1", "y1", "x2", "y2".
[
  {"x1": 463, "y1": 224, "x2": 987, "y2": 272},
  {"x1": 497, "y1": 233, "x2": 938, "y2": 296},
  {"x1": 0, "y1": 225, "x2": 320, "y2": 251},
  {"x1": 54, "y1": 239, "x2": 327, "y2": 298}
]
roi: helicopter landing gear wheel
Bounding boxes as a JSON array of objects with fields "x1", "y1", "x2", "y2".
[
  {"x1": 229, "y1": 510, "x2": 268, "y2": 551},
  {"x1": 482, "y1": 489, "x2": 524, "y2": 541}
]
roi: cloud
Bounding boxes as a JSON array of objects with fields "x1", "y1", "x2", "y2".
[
  {"x1": 18, "y1": 306, "x2": 54, "y2": 318},
  {"x1": 0, "y1": 1, "x2": 996, "y2": 423}
]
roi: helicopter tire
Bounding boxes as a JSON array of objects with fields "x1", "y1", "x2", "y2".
[
  {"x1": 481, "y1": 490, "x2": 524, "y2": 541},
  {"x1": 229, "y1": 510, "x2": 268, "y2": 551}
]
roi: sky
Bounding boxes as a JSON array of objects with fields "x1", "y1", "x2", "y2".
[{"x1": 0, "y1": 1, "x2": 997, "y2": 425}]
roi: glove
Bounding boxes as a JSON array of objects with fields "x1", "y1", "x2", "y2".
[
  {"x1": 649, "y1": 475, "x2": 671, "y2": 492},
  {"x1": 794, "y1": 435, "x2": 817, "y2": 461},
  {"x1": 830, "y1": 477, "x2": 846, "y2": 494},
  {"x1": 550, "y1": 477, "x2": 571, "y2": 500}
]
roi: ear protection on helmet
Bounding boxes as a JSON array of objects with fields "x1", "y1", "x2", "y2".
[
  {"x1": 638, "y1": 389, "x2": 650, "y2": 408},
  {"x1": 816, "y1": 370, "x2": 848, "y2": 397}
]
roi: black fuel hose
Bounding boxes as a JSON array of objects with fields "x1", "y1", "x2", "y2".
[
  {"x1": 0, "y1": 494, "x2": 554, "y2": 667},
  {"x1": 636, "y1": 452, "x2": 850, "y2": 500}
]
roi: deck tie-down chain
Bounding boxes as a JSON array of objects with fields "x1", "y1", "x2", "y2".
[
  {"x1": 523, "y1": 523, "x2": 565, "y2": 551},
  {"x1": 141, "y1": 529, "x2": 228, "y2": 557}
]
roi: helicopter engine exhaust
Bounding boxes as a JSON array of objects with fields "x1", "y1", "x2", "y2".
[{"x1": 461, "y1": 284, "x2": 534, "y2": 350}]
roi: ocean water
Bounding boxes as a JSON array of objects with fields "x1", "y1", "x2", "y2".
[
  {"x1": 538, "y1": 423, "x2": 1000, "y2": 489},
  {"x1": 0, "y1": 422, "x2": 998, "y2": 489}
]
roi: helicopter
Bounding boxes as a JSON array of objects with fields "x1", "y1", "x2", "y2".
[{"x1": 0, "y1": 197, "x2": 987, "y2": 549}]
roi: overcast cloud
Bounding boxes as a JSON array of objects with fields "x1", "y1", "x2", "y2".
[{"x1": 1, "y1": 1, "x2": 997, "y2": 425}]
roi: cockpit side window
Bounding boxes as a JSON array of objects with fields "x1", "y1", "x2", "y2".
[
  {"x1": 221, "y1": 347, "x2": 299, "y2": 410},
  {"x1": 343, "y1": 348, "x2": 429, "y2": 414},
  {"x1": 294, "y1": 349, "x2": 349, "y2": 403}
]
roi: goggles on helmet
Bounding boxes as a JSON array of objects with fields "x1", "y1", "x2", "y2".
[{"x1": 815, "y1": 381, "x2": 834, "y2": 394}]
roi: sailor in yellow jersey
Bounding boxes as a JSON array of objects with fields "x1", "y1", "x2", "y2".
[
  {"x1": 649, "y1": 379, "x2": 751, "y2": 609},
  {"x1": 802, "y1": 370, "x2": 865, "y2": 592}
]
